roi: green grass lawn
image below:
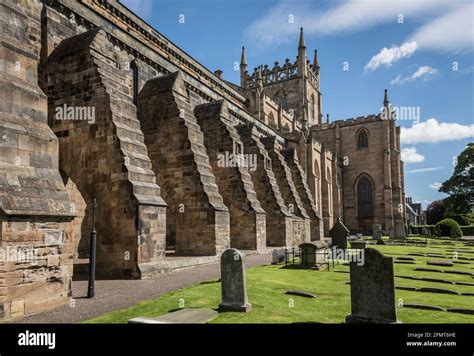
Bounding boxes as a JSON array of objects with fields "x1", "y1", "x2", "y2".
[{"x1": 85, "y1": 238, "x2": 474, "y2": 324}]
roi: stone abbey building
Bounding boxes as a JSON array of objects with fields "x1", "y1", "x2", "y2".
[{"x1": 0, "y1": 0, "x2": 405, "y2": 320}]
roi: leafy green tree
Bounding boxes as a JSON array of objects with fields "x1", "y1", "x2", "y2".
[
  {"x1": 426, "y1": 200, "x2": 446, "y2": 225},
  {"x1": 440, "y1": 143, "x2": 474, "y2": 214}
]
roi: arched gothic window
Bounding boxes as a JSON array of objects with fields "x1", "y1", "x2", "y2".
[
  {"x1": 357, "y1": 175, "x2": 373, "y2": 218},
  {"x1": 357, "y1": 130, "x2": 369, "y2": 148}
]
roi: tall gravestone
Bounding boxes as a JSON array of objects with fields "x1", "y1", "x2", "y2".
[
  {"x1": 330, "y1": 218, "x2": 350, "y2": 250},
  {"x1": 394, "y1": 221, "x2": 406, "y2": 239},
  {"x1": 373, "y1": 224, "x2": 385, "y2": 245},
  {"x1": 219, "y1": 249, "x2": 252, "y2": 312},
  {"x1": 346, "y1": 248, "x2": 399, "y2": 323}
]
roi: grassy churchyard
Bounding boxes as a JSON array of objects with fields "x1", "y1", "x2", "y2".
[{"x1": 86, "y1": 237, "x2": 474, "y2": 324}]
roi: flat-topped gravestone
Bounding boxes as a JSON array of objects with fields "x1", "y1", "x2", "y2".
[
  {"x1": 219, "y1": 248, "x2": 251, "y2": 312},
  {"x1": 299, "y1": 241, "x2": 328, "y2": 268},
  {"x1": 284, "y1": 290, "x2": 317, "y2": 298},
  {"x1": 447, "y1": 308, "x2": 474, "y2": 315},
  {"x1": 397, "y1": 256, "x2": 416, "y2": 261},
  {"x1": 346, "y1": 248, "x2": 399, "y2": 324},
  {"x1": 128, "y1": 308, "x2": 218, "y2": 324},
  {"x1": 427, "y1": 259, "x2": 454, "y2": 267},
  {"x1": 330, "y1": 217, "x2": 350, "y2": 250}
]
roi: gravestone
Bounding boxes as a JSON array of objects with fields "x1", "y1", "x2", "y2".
[
  {"x1": 373, "y1": 224, "x2": 382, "y2": 240},
  {"x1": 330, "y1": 217, "x2": 350, "y2": 250},
  {"x1": 346, "y1": 248, "x2": 399, "y2": 323},
  {"x1": 298, "y1": 241, "x2": 328, "y2": 268},
  {"x1": 299, "y1": 243, "x2": 318, "y2": 267},
  {"x1": 394, "y1": 221, "x2": 406, "y2": 239},
  {"x1": 272, "y1": 248, "x2": 286, "y2": 264},
  {"x1": 373, "y1": 224, "x2": 385, "y2": 245},
  {"x1": 219, "y1": 249, "x2": 251, "y2": 312}
]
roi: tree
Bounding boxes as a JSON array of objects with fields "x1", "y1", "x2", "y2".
[
  {"x1": 440, "y1": 143, "x2": 474, "y2": 214},
  {"x1": 426, "y1": 200, "x2": 446, "y2": 225}
]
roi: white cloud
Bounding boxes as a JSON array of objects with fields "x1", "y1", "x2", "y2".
[
  {"x1": 244, "y1": 0, "x2": 453, "y2": 47},
  {"x1": 414, "y1": 199, "x2": 432, "y2": 209},
  {"x1": 406, "y1": 167, "x2": 442, "y2": 174},
  {"x1": 430, "y1": 182, "x2": 442, "y2": 190},
  {"x1": 401, "y1": 147, "x2": 425, "y2": 163},
  {"x1": 365, "y1": 42, "x2": 418, "y2": 71},
  {"x1": 410, "y1": 3, "x2": 474, "y2": 53},
  {"x1": 391, "y1": 65, "x2": 438, "y2": 85},
  {"x1": 401, "y1": 118, "x2": 474, "y2": 144}
]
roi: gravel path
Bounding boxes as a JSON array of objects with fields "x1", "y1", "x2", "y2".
[{"x1": 13, "y1": 253, "x2": 272, "y2": 324}]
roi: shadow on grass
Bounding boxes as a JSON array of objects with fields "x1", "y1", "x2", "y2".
[
  {"x1": 167, "y1": 307, "x2": 220, "y2": 313},
  {"x1": 200, "y1": 279, "x2": 220, "y2": 285}
]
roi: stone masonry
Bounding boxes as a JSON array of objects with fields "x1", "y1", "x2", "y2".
[
  {"x1": 138, "y1": 72, "x2": 230, "y2": 257},
  {"x1": 0, "y1": 0, "x2": 75, "y2": 320},
  {"x1": 195, "y1": 101, "x2": 266, "y2": 251},
  {"x1": 237, "y1": 124, "x2": 293, "y2": 247},
  {"x1": 283, "y1": 147, "x2": 323, "y2": 241},
  {"x1": 261, "y1": 136, "x2": 309, "y2": 245},
  {"x1": 45, "y1": 28, "x2": 166, "y2": 278},
  {"x1": 0, "y1": 0, "x2": 406, "y2": 320}
]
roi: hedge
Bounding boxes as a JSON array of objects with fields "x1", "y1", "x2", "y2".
[
  {"x1": 460, "y1": 225, "x2": 474, "y2": 236},
  {"x1": 409, "y1": 225, "x2": 437, "y2": 236},
  {"x1": 435, "y1": 219, "x2": 463, "y2": 238}
]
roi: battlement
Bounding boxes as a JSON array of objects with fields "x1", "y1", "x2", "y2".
[
  {"x1": 241, "y1": 28, "x2": 320, "y2": 91},
  {"x1": 245, "y1": 58, "x2": 299, "y2": 89},
  {"x1": 243, "y1": 59, "x2": 319, "y2": 90},
  {"x1": 318, "y1": 113, "x2": 383, "y2": 130}
]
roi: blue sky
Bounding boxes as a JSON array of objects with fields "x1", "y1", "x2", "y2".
[{"x1": 122, "y1": 0, "x2": 473, "y2": 208}]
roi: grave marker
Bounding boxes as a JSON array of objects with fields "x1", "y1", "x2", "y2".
[
  {"x1": 219, "y1": 249, "x2": 251, "y2": 312},
  {"x1": 346, "y1": 248, "x2": 399, "y2": 323}
]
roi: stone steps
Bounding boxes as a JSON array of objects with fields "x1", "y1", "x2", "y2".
[
  {"x1": 196, "y1": 100, "x2": 265, "y2": 250},
  {"x1": 118, "y1": 136, "x2": 149, "y2": 156},
  {"x1": 286, "y1": 152, "x2": 319, "y2": 216},
  {"x1": 253, "y1": 141, "x2": 288, "y2": 213},
  {"x1": 130, "y1": 180, "x2": 162, "y2": 196},
  {"x1": 269, "y1": 146, "x2": 308, "y2": 219}
]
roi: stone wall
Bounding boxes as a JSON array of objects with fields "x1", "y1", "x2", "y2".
[
  {"x1": 283, "y1": 147, "x2": 323, "y2": 241},
  {"x1": 261, "y1": 137, "x2": 309, "y2": 245},
  {"x1": 0, "y1": 0, "x2": 76, "y2": 320},
  {"x1": 45, "y1": 28, "x2": 166, "y2": 278},
  {"x1": 138, "y1": 72, "x2": 230, "y2": 256},
  {"x1": 313, "y1": 115, "x2": 402, "y2": 235},
  {"x1": 237, "y1": 125, "x2": 293, "y2": 247},
  {"x1": 196, "y1": 101, "x2": 266, "y2": 251}
]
